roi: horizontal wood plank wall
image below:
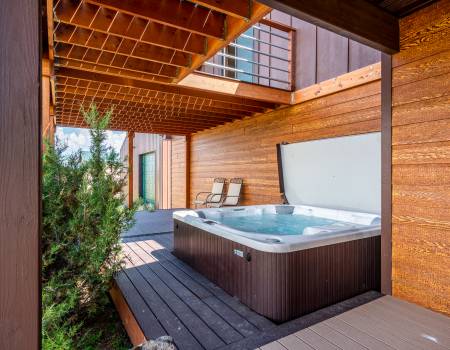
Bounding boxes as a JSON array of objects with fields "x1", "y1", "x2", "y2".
[
  {"x1": 190, "y1": 76, "x2": 381, "y2": 207},
  {"x1": 171, "y1": 136, "x2": 188, "y2": 208},
  {"x1": 391, "y1": 0, "x2": 450, "y2": 315}
]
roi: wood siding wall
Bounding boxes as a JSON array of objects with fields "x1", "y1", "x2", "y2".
[
  {"x1": 190, "y1": 78, "x2": 381, "y2": 207},
  {"x1": 171, "y1": 136, "x2": 189, "y2": 208},
  {"x1": 268, "y1": 10, "x2": 381, "y2": 89},
  {"x1": 391, "y1": 0, "x2": 450, "y2": 315},
  {"x1": 120, "y1": 133, "x2": 164, "y2": 207}
]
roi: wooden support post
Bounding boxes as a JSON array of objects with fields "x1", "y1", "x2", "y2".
[
  {"x1": 381, "y1": 53, "x2": 392, "y2": 295},
  {"x1": 185, "y1": 135, "x2": 191, "y2": 209},
  {"x1": 0, "y1": 0, "x2": 41, "y2": 348},
  {"x1": 128, "y1": 131, "x2": 135, "y2": 208}
]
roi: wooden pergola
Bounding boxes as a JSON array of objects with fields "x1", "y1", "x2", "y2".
[{"x1": 47, "y1": 0, "x2": 290, "y2": 136}]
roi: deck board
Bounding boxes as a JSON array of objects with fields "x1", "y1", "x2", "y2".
[
  {"x1": 115, "y1": 232, "x2": 386, "y2": 349},
  {"x1": 263, "y1": 295, "x2": 450, "y2": 350}
]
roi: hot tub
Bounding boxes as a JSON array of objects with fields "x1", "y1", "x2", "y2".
[{"x1": 173, "y1": 205, "x2": 381, "y2": 322}]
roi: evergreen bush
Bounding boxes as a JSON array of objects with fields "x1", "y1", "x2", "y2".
[{"x1": 42, "y1": 105, "x2": 135, "y2": 349}]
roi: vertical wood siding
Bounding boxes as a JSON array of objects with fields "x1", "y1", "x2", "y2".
[
  {"x1": 190, "y1": 79, "x2": 381, "y2": 207},
  {"x1": 174, "y1": 220, "x2": 381, "y2": 322},
  {"x1": 392, "y1": 0, "x2": 450, "y2": 315},
  {"x1": 120, "y1": 133, "x2": 164, "y2": 207},
  {"x1": 171, "y1": 136, "x2": 189, "y2": 208},
  {"x1": 268, "y1": 10, "x2": 381, "y2": 89}
]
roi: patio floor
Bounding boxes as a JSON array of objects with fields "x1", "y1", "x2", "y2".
[
  {"x1": 260, "y1": 295, "x2": 450, "y2": 350},
  {"x1": 121, "y1": 209, "x2": 181, "y2": 238}
]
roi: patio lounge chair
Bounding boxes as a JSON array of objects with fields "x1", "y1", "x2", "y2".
[
  {"x1": 210, "y1": 178, "x2": 243, "y2": 208},
  {"x1": 194, "y1": 177, "x2": 226, "y2": 208}
]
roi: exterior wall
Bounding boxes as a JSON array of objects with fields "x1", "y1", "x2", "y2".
[
  {"x1": 120, "y1": 133, "x2": 166, "y2": 208},
  {"x1": 190, "y1": 78, "x2": 381, "y2": 207},
  {"x1": 391, "y1": 0, "x2": 450, "y2": 315},
  {"x1": 267, "y1": 10, "x2": 381, "y2": 89},
  {"x1": 171, "y1": 136, "x2": 189, "y2": 208}
]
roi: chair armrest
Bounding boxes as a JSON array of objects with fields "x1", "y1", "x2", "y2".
[{"x1": 196, "y1": 191, "x2": 212, "y2": 200}]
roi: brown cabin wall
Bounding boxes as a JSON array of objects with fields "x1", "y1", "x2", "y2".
[
  {"x1": 120, "y1": 133, "x2": 170, "y2": 208},
  {"x1": 268, "y1": 10, "x2": 381, "y2": 89},
  {"x1": 391, "y1": 0, "x2": 450, "y2": 315},
  {"x1": 171, "y1": 136, "x2": 189, "y2": 208},
  {"x1": 189, "y1": 78, "x2": 381, "y2": 207}
]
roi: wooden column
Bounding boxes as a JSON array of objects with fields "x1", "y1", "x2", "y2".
[
  {"x1": 128, "y1": 131, "x2": 135, "y2": 208},
  {"x1": 185, "y1": 135, "x2": 191, "y2": 209},
  {"x1": 381, "y1": 53, "x2": 392, "y2": 295},
  {"x1": 42, "y1": 58, "x2": 55, "y2": 143},
  {"x1": 0, "y1": 0, "x2": 41, "y2": 348}
]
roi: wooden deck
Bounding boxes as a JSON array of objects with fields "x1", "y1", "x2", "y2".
[
  {"x1": 260, "y1": 295, "x2": 450, "y2": 350},
  {"x1": 114, "y1": 233, "x2": 382, "y2": 349}
]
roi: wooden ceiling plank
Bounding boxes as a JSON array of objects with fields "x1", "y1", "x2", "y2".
[
  {"x1": 56, "y1": 82, "x2": 264, "y2": 113},
  {"x1": 256, "y1": 0, "x2": 399, "y2": 53},
  {"x1": 55, "y1": 15, "x2": 207, "y2": 56},
  {"x1": 57, "y1": 90, "x2": 252, "y2": 117},
  {"x1": 56, "y1": 67, "x2": 278, "y2": 109},
  {"x1": 189, "y1": 0, "x2": 251, "y2": 19},
  {"x1": 86, "y1": 0, "x2": 226, "y2": 40},
  {"x1": 56, "y1": 58, "x2": 174, "y2": 83},
  {"x1": 56, "y1": 110, "x2": 220, "y2": 129},
  {"x1": 55, "y1": 55, "x2": 178, "y2": 79},
  {"x1": 56, "y1": 99, "x2": 240, "y2": 123},
  {"x1": 56, "y1": 97, "x2": 240, "y2": 120}
]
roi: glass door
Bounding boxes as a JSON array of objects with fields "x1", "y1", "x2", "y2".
[{"x1": 139, "y1": 152, "x2": 156, "y2": 207}]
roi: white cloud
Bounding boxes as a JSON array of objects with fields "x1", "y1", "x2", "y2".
[{"x1": 55, "y1": 127, "x2": 126, "y2": 155}]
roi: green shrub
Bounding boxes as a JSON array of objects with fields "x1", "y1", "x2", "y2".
[{"x1": 42, "y1": 105, "x2": 135, "y2": 349}]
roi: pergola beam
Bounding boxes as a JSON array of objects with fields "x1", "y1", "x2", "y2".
[
  {"x1": 56, "y1": 67, "x2": 278, "y2": 109},
  {"x1": 189, "y1": 0, "x2": 251, "y2": 19},
  {"x1": 257, "y1": 0, "x2": 399, "y2": 54},
  {"x1": 86, "y1": 0, "x2": 226, "y2": 40}
]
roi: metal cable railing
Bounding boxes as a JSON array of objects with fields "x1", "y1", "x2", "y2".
[{"x1": 197, "y1": 19, "x2": 295, "y2": 91}]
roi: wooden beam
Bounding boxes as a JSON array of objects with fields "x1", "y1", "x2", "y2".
[
  {"x1": 177, "y1": 2, "x2": 271, "y2": 82},
  {"x1": 128, "y1": 131, "x2": 135, "y2": 207},
  {"x1": 54, "y1": 47, "x2": 180, "y2": 78},
  {"x1": 56, "y1": 91, "x2": 254, "y2": 117},
  {"x1": 381, "y1": 53, "x2": 392, "y2": 295},
  {"x1": 0, "y1": 0, "x2": 40, "y2": 349},
  {"x1": 55, "y1": 58, "x2": 174, "y2": 84},
  {"x1": 54, "y1": 15, "x2": 207, "y2": 56},
  {"x1": 53, "y1": 26, "x2": 193, "y2": 68},
  {"x1": 256, "y1": 0, "x2": 399, "y2": 54},
  {"x1": 56, "y1": 67, "x2": 278, "y2": 109},
  {"x1": 110, "y1": 283, "x2": 146, "y2": 347},
  {"x1": 185, "y1": 135, "x2": 191, "y2": 208},
  {"x1": 189, "y1": 0, "x2": 251, "y2": 19},
  {"x1": 292, "y1": 62, "x2": 381, "y2": 104},
  {"x1": 86, "y1": 0, "x2": 226, "y2": 40},
  {"x1": 179, "y1": 73, "x2": 291, "y2": 104}
]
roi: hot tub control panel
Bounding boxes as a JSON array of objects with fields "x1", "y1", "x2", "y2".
[{"x1": 233, "y1": 249, "x2": 251, "y2": 262}]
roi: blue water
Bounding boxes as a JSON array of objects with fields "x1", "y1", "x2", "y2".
[{"x1": 216, "y1": 214, "x2": 338, "y2": 235}]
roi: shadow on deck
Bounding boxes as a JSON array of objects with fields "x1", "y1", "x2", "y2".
[{"x1": 114, "y1": 227, "x2": 381, "y2": 349}]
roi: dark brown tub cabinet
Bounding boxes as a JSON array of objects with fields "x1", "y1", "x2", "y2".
[{"x1": 174, "y1": 219, "x2": 381, "y2": 322}]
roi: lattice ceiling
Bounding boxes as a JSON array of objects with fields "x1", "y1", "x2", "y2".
[{"x1": 49, "y1": 0, "x2": 276, "y2": 134}]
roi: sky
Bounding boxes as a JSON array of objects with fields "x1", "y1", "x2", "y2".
[{"x1": 55, "y1": 127, "x2": 126, "y2": 155}]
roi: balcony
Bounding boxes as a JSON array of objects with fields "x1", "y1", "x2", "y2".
[{"x1": 198, "y1": 19, "x2": 295, "y2": 91}]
